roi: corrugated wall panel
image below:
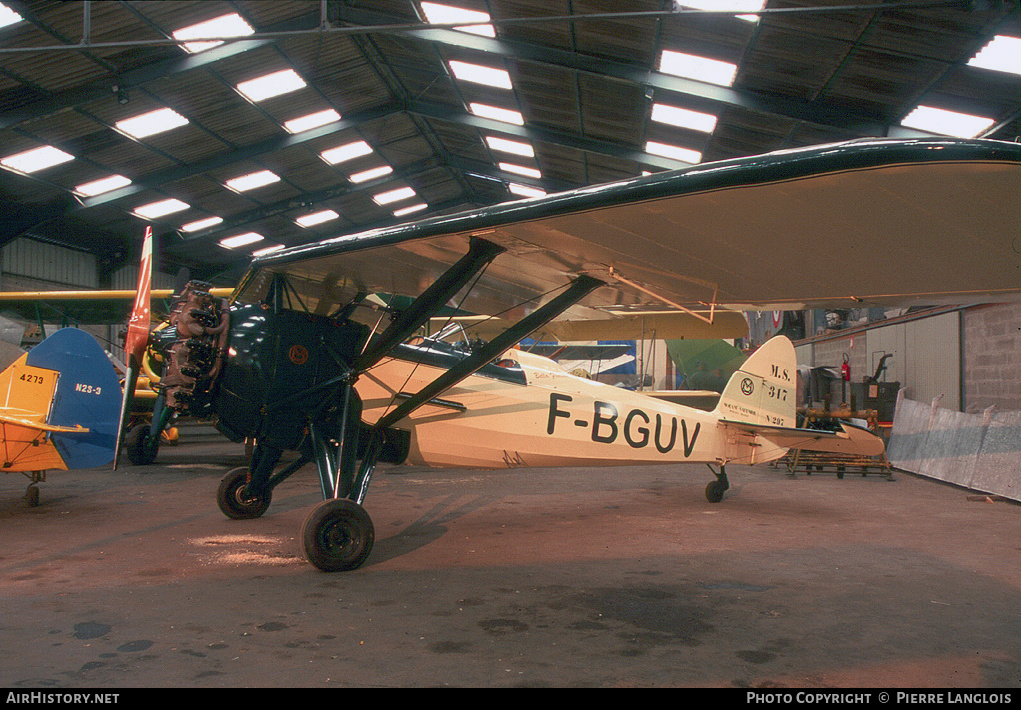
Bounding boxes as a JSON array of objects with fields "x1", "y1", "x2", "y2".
[
  {"x1": 110, "y1": 263, "x2": 176, "y2": 291},
  {"x1": 869, "y1": 312, "x2": 960, "y2": 411},
  {"x1": 2, "y1": 238, "x2": 98, "y2": 288}
]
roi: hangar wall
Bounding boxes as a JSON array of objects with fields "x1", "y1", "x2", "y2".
[
  {"x1": 2, "y1": 237, "x2": 99, "y2": 289},
  {"x1": 785, "y1": 304, "x2": 1020, "y2": 415}
]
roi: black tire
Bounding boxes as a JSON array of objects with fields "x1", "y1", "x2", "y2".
[
  {"x1": 126, "y1": 423, "x2": 159, "y2": 465},
  {"x1": 25, "y1": 485, "x2": 39, "y2": 508},
  {"x1": 301, "y1": 499, "x2": 374, "y2": 572},
  {"x1": 217, "y1": 466, "x2": 272, "y2": 520},
  {"x1": 705, "y1": 480, "x2": 727, "y2": 503}
]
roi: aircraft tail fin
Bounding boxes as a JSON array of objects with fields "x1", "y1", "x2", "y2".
[
  {"x1": 713, "y1": 336, "x2": 797, "y2": 428},
  {"x1": 2, "y1": 328, "x2": 122, "y2": 470},
  {"x1": 114, "y1": 226, "x2": 153, "y2": 469}
]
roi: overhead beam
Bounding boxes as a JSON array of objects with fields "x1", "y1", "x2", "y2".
[{"x1": 331, "y1": 5, "x2": 929, "y2": 139}]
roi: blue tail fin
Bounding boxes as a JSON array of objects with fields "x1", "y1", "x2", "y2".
[{"x1": 25, "y1": 328, "x2": 121, "y2": 469}]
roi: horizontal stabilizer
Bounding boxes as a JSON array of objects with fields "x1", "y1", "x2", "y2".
[{"x1": 724, "y1": 420, "x2": 886, "y2": 457}]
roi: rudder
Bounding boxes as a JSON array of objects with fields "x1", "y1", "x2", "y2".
[
  {"x1": 713, "y1": 336, "x2": 797, "y2": 428},
  {"x1": 26, "y1": 328, "x2": 121, "y2": 469}
]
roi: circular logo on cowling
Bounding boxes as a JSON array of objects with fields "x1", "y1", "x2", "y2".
[
  {"x1": 740, "y1": 378, "x2": 754, "y2": 396},
  {"x1": 288, "y1": 344, "x2": 309, "y2": 365}
]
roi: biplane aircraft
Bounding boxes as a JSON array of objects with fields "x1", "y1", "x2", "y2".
[
  {"x1": 0, "y1": 327, "x2": 120, "y2": 506},
  {"x1": 5, "y1": 137, "x2": 1018, "y2": 571}
]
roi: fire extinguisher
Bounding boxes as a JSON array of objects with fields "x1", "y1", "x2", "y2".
[{"x1": 841, "y1": 354, "x2": 851, "y2": 381}]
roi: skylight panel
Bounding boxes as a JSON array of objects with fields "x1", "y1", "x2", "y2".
[
  {"x1": 116, "y1": 108, "x2": 189, "y2": 139},
  {"x1": 485, "y1": 136, "x2": 534, "y2": 157},
  {"x1": 1, "y1": 146, "x2": 74, "y2": 174},
  {"x1": 449, "y1": 60, "x2": 513, "y2": 89},
  {"x1": 508, "y1": 183, "x2": 546, "y2": 198},
  {"x1": 220, "y1": 232, "x2": 264, "y2": 249},
  {"x1": 470, "y1": 103, "x2": 524, "y2": 125},
  {"x1": 173, "y1": 12, "x2": 255, "y2": 53},
  {"x1": 651, "y1": 103, "x2": 718, "y2": 133},
  {"x1": 645, "y1": 141, "x2": 702, "y2": 164},
  {"x1": 284, "y1": 109, "x2": 341, "y2": 134},
  {"x1": 968, "y1": 35, "x2": 1021, "y2": 76},
  {"x1": 236, "y1": 69, "x2": 306, "y2": 102},
  {"x1": 677, "y1": 1, "x2": 765, "y2": 23},
  {"x1": 421, "y1": 2, "x2": 495, "y2": 37},
  {"x1": 499, "y1": 162, "x2": 541, "y2": 179},
  {"x1": 0, "y1": 3, "x2": 23, "y2": 29},
  {"x1": 321, "y1": 140, "x2": 374, "y2": 164},
  {"x1": 659, "y1": 49, "x2": 738, "y2": 87},
  {"x1": 134, "y1": 198, "x2": 189, "y2": 220},
  {"x1": 295, "y1": 209, "x2": 339, "y2": 227},
  {"x1": 181, "y1": 216, "x2": 223, "y2": 232},
  {"x1": 900, "y1": 105, "x2": 995, "y2": 138},
  {"x1": 75, "y1": 174, "x2": 131, "y2": 197},
  {"x1": 349, "y1": 165, "x2": 393, "y2": 183},
  {"x1": 225, "y1": 170, "x2": 280, "y2": 192},
  {"x1": 393, "y1": 203, "x2": 428, "y2": 217},
  {"x1": 372, "y1": 187, "x2": 417, "y2": 205}
]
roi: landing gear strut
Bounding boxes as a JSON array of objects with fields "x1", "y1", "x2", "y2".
[{"x1": 705, "y1": 464, "x2": 729, "y2": 503}]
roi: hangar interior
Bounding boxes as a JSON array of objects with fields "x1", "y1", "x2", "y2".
[
  {"x1": 0, "y1": 5, "x2": 1018, "y2": 465},
  {"x1": 1, "y1": 2, "x2": 1021, "y2": 690}
]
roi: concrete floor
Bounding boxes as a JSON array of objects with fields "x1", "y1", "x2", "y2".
[{"x1": 1, "y1": 423, "x2": 1018, "y2": 689}]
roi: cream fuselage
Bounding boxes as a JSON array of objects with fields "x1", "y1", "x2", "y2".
[{"x1": 356, "y1": 345, "x2": 781, "y2": 470}]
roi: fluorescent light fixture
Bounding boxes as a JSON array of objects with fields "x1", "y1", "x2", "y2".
[
  {"x1": 393, "y1": 203, "x2": 428, "y2": 217},
  {"x1": 349, "y1": 165, "x2": 393, "y2": 183},
  {"x1": 0, "y1": 145, "x2": 74, "y2": 174},
  {"x1": 134, "y1": 198, "x2": 189, "y2": 219},
  {"x1": 900, "y1": 105, "x2": 996, "y2": 138},
  {"x1": 968, "y1": 35, "x2": 1021, "y2": 76},
  {"x1": 508, "y1": 183, "x2": 546, "y2": 198},
  {"x1": 470, "y1": 102, "x2": 524, "y2": 125},
  {"x1": 645, "y1": 141, "x2": 702, "y2": 164},
  {"x1": 220, "y1": 232, "x2": 264, "y2": 249},
  {"x1": 116, "y1": 107, "x2": 189, "y2": 139},
  {"x1": 295, "y1": 209, "x2": 339, "y2": 227},
  {"x1": 284, "y1": 108, "x2": 341, "y2": 133},
  {"x1": 449, "y1": 60, "x2": 513, "y2": 89},
  {"x1": 0, "y1": 3, "x2": 23, "y2": 29},
  {"x1": 651, "y1": 103, "x2": 718, "y2": 133},
  {"x1": 173, "y1": 12, "x2": 255, "y2": 53},
  {"x1": 321, "y1": 140, "x2": 374, "y2": 164},
  {"x1": 677, "y1": 1, "x2": 765, "y2": 22},
  {"x1": 225, "y1": 169, "x2": 280, "y2": 192},
  {"x1": 372, "y1": 186, "x2": 417, "y2": 205},
  {"x1": 499, "y1": 162, "x2": 541, "y2": 179},
  {"x1": 421, "y1": 2, "x2": 495, "y2": 37},
  {"x1": 237, "y1": 69, "x2": 306, "y2": 102},
  {"x1": 74, "y1": 174, "x2": 131, "y2": 197},
  {"x1": 659, "y1": 49, "x2": 738, "y2": 87},
  {"x1": 181, "y1": 216, "x2": 223, "y2": 232},
  {"x1": 253, "y1": 244, "x2": 285, "y2": 257},
  {"x1": 485, "y1": 135, "x2": 534, "y2": 157}
]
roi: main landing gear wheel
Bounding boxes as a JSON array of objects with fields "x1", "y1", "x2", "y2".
[
  {"x1": 217, "y1": 467, "x2": 272, "y2": 520},
  {"x1": 301, "y1": 498, "x2": 374, "y2": 572},
  {"x1": 126, "y1": 423, "x2": 159, "y2": 466}
]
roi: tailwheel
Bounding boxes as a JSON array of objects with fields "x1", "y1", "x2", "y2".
[
  {"x1": 217, "y1": 466, "x2": 272, "y2": 520},
  {"x1": 705, "y1": 465, "x2": 730, "y2": 503},
  {"x1": 301, "y1": 498, "x2": 374, "y2": 572},
  {"x1": 25, "y1": 483, "x2": 39, "y2": 508}
]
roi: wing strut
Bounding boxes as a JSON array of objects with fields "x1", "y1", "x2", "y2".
[
  {"x1": 355, "y1": 237, "x2": 505, "y2": 371},
  {"x1": 346, "y1": 274, "x2": 602, "y2": 509},
  {"x1": 375, "y1": 275, "x2": 603, "y2": 435}
]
